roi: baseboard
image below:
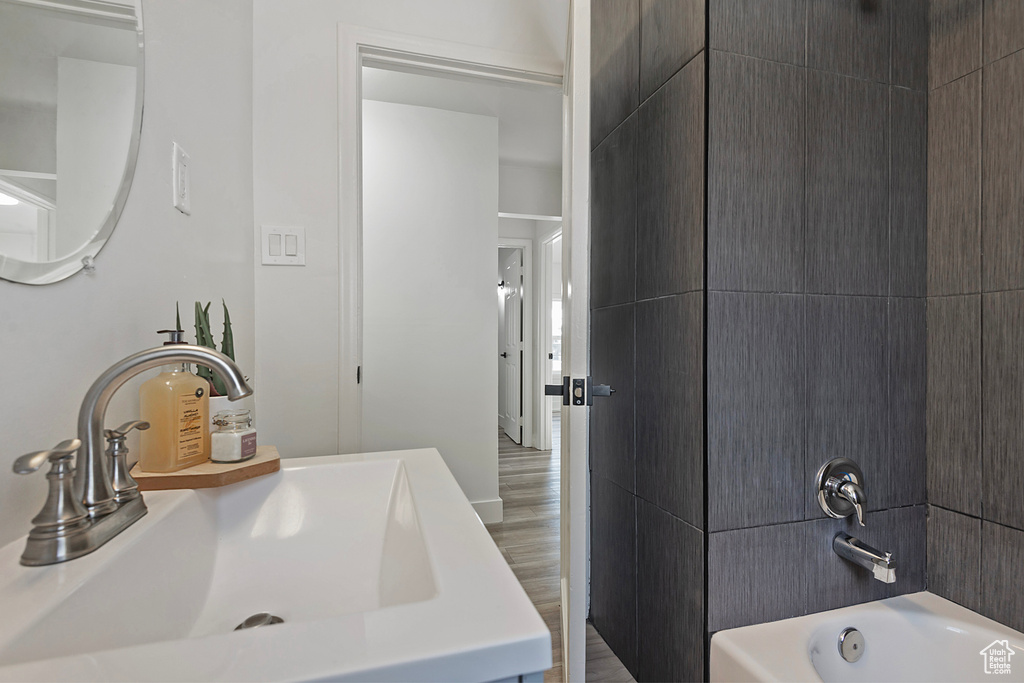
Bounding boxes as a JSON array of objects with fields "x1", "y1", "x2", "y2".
[{"x1": 472, "y1": 497, "x2": 504, "y2": 524}]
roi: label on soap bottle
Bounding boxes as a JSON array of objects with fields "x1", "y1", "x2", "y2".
[
  {"x1": 241, "y1": 432, "x2": 257, "y2": 459},
  {"x1": 177, "y1": 393, "x2": 205, "y2": 462}
]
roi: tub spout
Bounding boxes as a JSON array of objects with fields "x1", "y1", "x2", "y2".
[{"x1": 833, "y1": 532, "x2": 896, "y2": 583}]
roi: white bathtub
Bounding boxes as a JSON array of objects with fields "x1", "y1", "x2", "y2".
[{"x1": 711, "y1": 592, "x2": 1024, "y2": 682}]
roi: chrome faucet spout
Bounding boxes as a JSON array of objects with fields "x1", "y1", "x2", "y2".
[
  {"x1": 75, "y1": 345, "x2": 253, "y2": 515},
  {"x1": 833, "y1": 532, "x2": 896, "y2": 584}
]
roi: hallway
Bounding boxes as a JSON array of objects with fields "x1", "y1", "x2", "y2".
[{"x1": 487, "y1": 415, "x2": 633, "y2": 682}]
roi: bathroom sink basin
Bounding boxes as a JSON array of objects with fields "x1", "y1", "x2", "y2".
[{"x1": 0, "y1": 449, "x2": 550, "y2": 681}]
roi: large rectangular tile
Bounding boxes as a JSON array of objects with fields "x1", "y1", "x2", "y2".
[
  {"x1": 635, "y1": 294, "x2": 703, "y2": 528},
  {"x1": 806, "y1": 72, "x2": 889, "y2": 295},
  {"x1": 930, "y1": 0, "x2": 982, "y2": 89},
  {"x1": 708, "y1": 52, "x2": 804, "y2": 293},
  {"x1": 926, "y1": 296, "x2": 982, "y2": 516},
  {"x1": 807, "y1": 0, "x2": 891, "y2": 83},
  {"x1": 893, "y1": 0, "x2": 930, "y2": 91},
  {"x1": 890, "y1": 88, "x2": 927, "y2": 297},
  {"x1": 708, "y1": 521, "x2": 811, "y2": 631},
  {"x1": 639, "y1": 0, "x2": 704, "y2": 101},
  {"x1": 709, "y1": 0, "x2": 805, "y2": 65},
  {"x1": 806, "y1": 296, "x2": 888, "y2": 516},
  {"x1": 591, "y1": 113, "x2": 637, "y2": 309},
  {"x1": 982, "y1": 522, "x2": 1024, "y2": 631},
  {"x1": 711, "y1": 508, "x2": 927, "y2": 631},
  {"x1": 984, "y1": 0, "x2": 1024, "y2": 64},
  {"x1": 708, "y1": 292, "x2": 804, "y2": 531},
  {"x1": 590, "y1": 304, "x2": 635, "y2": 493},
  {"x1": 810, "y1": 506, "x2": 926, "y2": 611},
  {"x1": 805, "y1": 296, "x2": 888, "y2": 517},
  {"x1": 637, "y1": 53, "x2": 704, "y2": 299},
  {"x1": 928, "y1": 505, "x2": 982, "y2": 612},
  {"x1": 591, "y1": 0, "x2": 639, "y2": 148},
  {"x1": 590, "y1": 477, "x2": 637, "y2": 673},
  {"x1": 637, "y1": 501, "x2": 703, "y2": 683},
  {"x1": 982, "y1": 291, "x2": 1024, "y2": 531},
  {"x1": 982, "y1": 50, "x2": 1024, "y2": 291},
  {"x1": 887, "y1": 298, "x2": 926, "y2": 509},
  {"x1": 927, "y1": 72, "x2": 981, "y2": 295}
]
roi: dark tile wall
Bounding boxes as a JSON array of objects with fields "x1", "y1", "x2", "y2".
[
  {"x1": 926, "y1": 3, "x2": 1024, "y2": 633},
  {"x1": 705, "y1": 0, "x2": 929, "y2": 632},
  {"x1": 709, "y1": 506, "x2": 926, "y2": 631},
  {"x1": 590, "y1": 0, "x2": 1024, "y2": 676},
  {"x1": 590, "y1": 2, "x2": 705, "y2": 680}
]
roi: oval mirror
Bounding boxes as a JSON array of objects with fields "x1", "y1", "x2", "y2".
[{"x1": 0, "y1": 0, "x2": 143, "y2": 285}]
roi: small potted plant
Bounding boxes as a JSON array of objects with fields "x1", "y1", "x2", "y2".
[{"x1": 177, "y1": 300, "x2": 247, "y2": 424}]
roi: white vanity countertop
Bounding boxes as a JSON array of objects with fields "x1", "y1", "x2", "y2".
[{"x1": 0, "y1": 449, "x2": 551, "y2": 682}]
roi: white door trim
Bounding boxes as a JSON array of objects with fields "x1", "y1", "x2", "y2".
[
  {"x1": 561, "y1": 2, "x2": 590, "y2": 680},
  {"x1": 337, "y1": 24, "x2": 562, "y2": 456},
  {"x1": 538, "y1": 229, "x2": 563, "y2": 453},
  {"x1": 498, "y1": 238, "x2": 534, "y2": 449}
]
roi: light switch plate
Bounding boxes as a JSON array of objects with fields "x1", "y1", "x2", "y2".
[
  {"x1": 261, "y1": 226, "x2": 305, "y2": 265},
  {"x1": 172, "y1": 142, "x2": 191, "y2": 215}
]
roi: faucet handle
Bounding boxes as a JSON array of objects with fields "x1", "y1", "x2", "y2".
[
  {"x1": 832, "y1": 479, "x2": 866, "y2": 527},
  {"x1": 104, "y1": 421, "x2": 150, "y2": 441},
  {"x1": 815, "y1": 458, "x2": 867, "y2": 526},
  {"x1": 104, "y1": 422, "x2": 148, "y2": 504},
  {"x1": 12, "y1": 439, "x2": 82, "y2": 475}
]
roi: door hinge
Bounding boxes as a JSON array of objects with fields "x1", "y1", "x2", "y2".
[{"x1": 357, "y1": 366, "x2": 361, "y2": 384}]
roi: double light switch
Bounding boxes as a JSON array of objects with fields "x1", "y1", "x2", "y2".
[{"x1": 261, "y1": 226, "x2": 305, "y2": 266}]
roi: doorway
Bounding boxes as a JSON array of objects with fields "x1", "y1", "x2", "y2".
[{"x1": 337, "y1": 22, "x2": 588, "y2": 679}]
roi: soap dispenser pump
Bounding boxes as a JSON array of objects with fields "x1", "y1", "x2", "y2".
[{"x1": 138, "y1": 329, "x2": 211, "y2": 472}]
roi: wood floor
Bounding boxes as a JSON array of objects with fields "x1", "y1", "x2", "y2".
[{"x1": 487, "y1": 416, "x2": 633, "y2": 682}]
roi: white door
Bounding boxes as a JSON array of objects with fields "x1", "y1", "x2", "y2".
[
  {"x1": 499, "y1": 249, "x2": 522, "y2": 443},
  {"x1": 361, "y1": 98, "x2": 501, "y2": 520}
]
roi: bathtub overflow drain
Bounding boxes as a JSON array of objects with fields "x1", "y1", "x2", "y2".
[
  {"x1": 234, "y1": 613, "x2": 284, "y2": 630},
  {"x1": 838, "y1": 627, "x2": 865, "y2": 663}
]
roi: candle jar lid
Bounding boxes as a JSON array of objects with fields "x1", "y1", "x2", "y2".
[{"x1": 213, "y1": 409, "x2": 252, "y2": 430}]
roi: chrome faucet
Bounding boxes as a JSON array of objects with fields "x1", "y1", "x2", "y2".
[
  {"x1": 833, "y1": 532, "x2": 896, "y2": 584},
  {"x1": 815, "y1": 458, "x2": 867, "y2": 526},
  {"x1": 823, "y1": 476, "x2": 866, "y2": 526},
  {"x1": 12, "y1": 345, "x2": 252, "y2": 566}
]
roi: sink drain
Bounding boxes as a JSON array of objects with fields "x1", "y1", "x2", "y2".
[{"x1": 234, "y1": 613, "x2": 284, "y2": 630}]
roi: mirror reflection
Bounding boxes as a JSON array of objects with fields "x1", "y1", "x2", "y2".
[{"x1": 0, "y1": 0, "x2": 141, "y2": 283}]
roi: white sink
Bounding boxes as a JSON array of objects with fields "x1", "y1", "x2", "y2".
[{"x1": 0, "y1": 449, "x2": 550, "y2": 681}]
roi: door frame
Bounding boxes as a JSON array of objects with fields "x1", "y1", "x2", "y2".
[
  {"x1": 561, "y1": 1, "x2": 591, "y2": 679},
  {"x1": 497, "y1": 238, "x2": 534, "y2": 448},
  {"x1": 337, "y1": 23, "x2": 564, "y2": 455},
  {"x1": 338, "y1": 22, "x2": 587, "y2": 681},
  {"x1": 538, "y1": 228, "x2": 563, "y2": 452}
]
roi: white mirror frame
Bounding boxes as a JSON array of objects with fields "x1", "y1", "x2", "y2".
[{"x1": 0, "y1": 0, "x2": 144, "y2": 286}]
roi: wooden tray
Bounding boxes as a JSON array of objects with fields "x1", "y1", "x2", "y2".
[{"x1": 130, "y1": 445, "x2": 280, "y2": 491}]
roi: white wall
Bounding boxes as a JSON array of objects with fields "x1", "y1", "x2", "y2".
[
  {"x1": 0, "y1": 0, "x2": 254, "y2": 548},
  {"x1": 499, "y1": 163, "x2": 562, "y2": 217},
  {"x1": 252, "y1": 0, "x2": 566, "y2": 459},
  {"x1": 362, "y1": 99, "x2": 500, "y2": 519}
]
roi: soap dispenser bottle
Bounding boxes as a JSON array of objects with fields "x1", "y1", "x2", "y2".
[{"x1": 138, "y1": 329, "x2": 210, "y2": 472}]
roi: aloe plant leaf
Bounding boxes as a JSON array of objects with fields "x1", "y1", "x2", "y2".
[
  {"x1": 194, "y1": 301, "x2": 215, "y2": 349},
  {"x1": 220, "y1": 299, "x2": 235, "y2": 362},
  {"x1": 194, "y1": 301, "x2": 224, "y2": 394}
]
